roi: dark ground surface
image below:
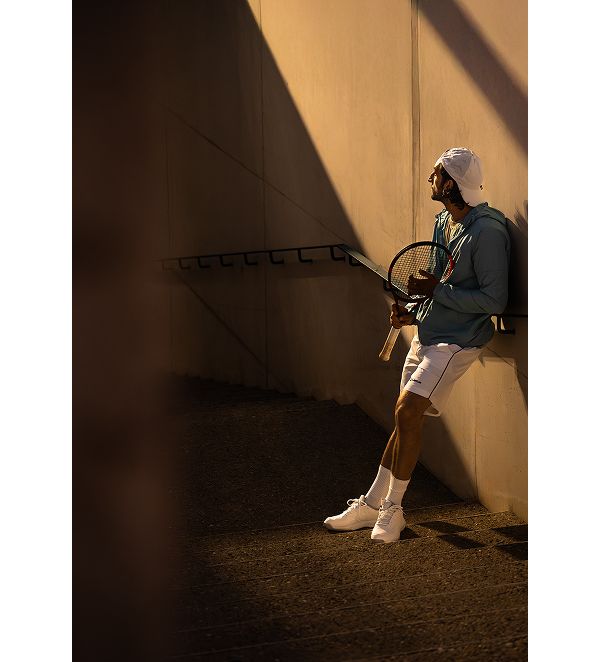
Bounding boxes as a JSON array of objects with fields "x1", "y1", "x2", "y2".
[{"x1": 166, "y1": 378, "x2": 527, "y2": 661}]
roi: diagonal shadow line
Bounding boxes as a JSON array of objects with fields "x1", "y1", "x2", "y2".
[
  {"x1": 420, "y1": 0, "x2": 527, "y2": 155},
  {"x1": 482, "y1": 345, "x2": 528, "y2": 381},
  {"x1": 164, "y1": 104, "x2": 263, "y2": 180},
  {"x1": 164, "y1": 104, "x2": 349, "y2": 244}
]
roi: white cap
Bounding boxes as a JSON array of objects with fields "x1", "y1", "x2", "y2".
[{"x1": 435, "y1": 147, "x2": 486, "y2": 207}]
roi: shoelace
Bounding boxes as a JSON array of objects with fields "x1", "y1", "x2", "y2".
[
  {"x1": 376, "y1": 503, "x2": 403, "y2": 526},
  {"x1": 345, "y1": 498, "x2": 362, "y2": 512}
]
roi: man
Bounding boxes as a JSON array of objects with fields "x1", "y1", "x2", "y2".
[{"x1": 324, "y1": 147, "x2": 510, "y2": 543}]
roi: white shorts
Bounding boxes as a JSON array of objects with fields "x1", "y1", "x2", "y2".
[{"x1": 401, "y1": 334, "x2": 483, "y2": 417}]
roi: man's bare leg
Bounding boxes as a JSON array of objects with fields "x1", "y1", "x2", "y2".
[
  {"x1": 379, "y1": 430, "x2": 396, "y2": 471},
  {"x1": 371, "y1": 390, "x2": 433, "y2": 542},
  {"x1": 380, "y1": 390, "x2": 432, "y2": 480},
  {"x1": 324, "y1": 391, "x2": 432, "y2": 533}
]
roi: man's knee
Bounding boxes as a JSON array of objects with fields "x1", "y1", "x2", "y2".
[
  {"x1": 395, "y1": 392, "x2": 430, "y2": 430},
  {"x1": 395, "y1": 404, "x2": 421, "y2": 431}
]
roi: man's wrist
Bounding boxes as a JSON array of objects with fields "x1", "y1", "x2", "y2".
[{"x1": 403, "y1": 310, "x2": 417, "y2": 324}]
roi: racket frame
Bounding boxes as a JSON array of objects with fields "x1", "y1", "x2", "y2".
[
  {"x1": 378, "y1": 241, "x2": 455, "y2": 362},
  {"x1": 386, "y1": 241, "x2": 455, "y2": 304}
]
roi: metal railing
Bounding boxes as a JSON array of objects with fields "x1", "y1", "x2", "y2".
[
  {"x1": 161, "y1": 243, "x2": 526, "y2": 335},
  {"x1": 160, "y1": 244, "x2": 357, "y2": 270}
]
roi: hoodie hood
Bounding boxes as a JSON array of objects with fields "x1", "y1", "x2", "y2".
[{"x1": 469, "y1": 203, "x2": 508, "y2": 229}]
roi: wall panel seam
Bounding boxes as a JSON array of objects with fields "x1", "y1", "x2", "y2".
[
  {"x1": 258, "y1": 0, "x2": 268, "y2": 388},
  {"x1": 411, "y1": 0, "x2": 421, "y2": 244}
]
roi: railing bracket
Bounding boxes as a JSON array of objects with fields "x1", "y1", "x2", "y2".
[
  {"x1": 297, "y1": 248, "x2": 313, "y2": 263},
  {"x1": 495, "y1": 315, "x2": 516, "y2": 335},
  {"x1": 329, "y1": 246, "x2": 346, "y2": 262}
]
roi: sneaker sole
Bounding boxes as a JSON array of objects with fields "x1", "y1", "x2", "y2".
[
  {"x1": 323, "y1": 520, "x2": 377, "y2": 532},
  {"x1": 370, "y1": 523, "x2": 406, "y2": 543},
  {"x1": 370, "y1": 535, "x2": 399, "y2": 543}
]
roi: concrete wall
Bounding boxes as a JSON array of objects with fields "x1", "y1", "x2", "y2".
[
  {"x1": 159, "y1": 0, "x2": 528, "y2": 519},
  {"x1": 414, "y1": 0, "x2": 528, "y2": 518}
]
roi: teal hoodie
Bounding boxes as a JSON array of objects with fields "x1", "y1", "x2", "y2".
[{"x1": 409, "y1": 203, "x2": 511, "y2": 348}]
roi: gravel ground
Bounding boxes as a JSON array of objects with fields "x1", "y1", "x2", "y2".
[{"x1": 166, "y1": 378, "x2": 527, "y2": 661}]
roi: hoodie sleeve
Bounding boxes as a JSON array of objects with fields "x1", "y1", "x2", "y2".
[{"x1": 432, "y1": 225, "x2": 509, "y2": 314}]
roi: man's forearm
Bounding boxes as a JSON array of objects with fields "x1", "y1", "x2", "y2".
[{"x1": 432, "y1": 277, "x2": 508, "y2": 314}]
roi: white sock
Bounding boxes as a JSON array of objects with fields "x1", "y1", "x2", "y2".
[
  {"x1": 385, "y1": 476, "x2": 410, "y2": 507},
  {"x1": 365, "y1": 465, "x2": 391, "y2": 509}
]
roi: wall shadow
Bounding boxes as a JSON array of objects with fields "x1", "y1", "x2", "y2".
[
  {"x1": 482, "y1": 200, "x2": 528, "y2": 408},
  {"x1": 162, "y1": 0, "x2": 361, "y2": 249},
  {"x1": 420, "y1": 0, "x2": 527, "y2": 156},
  {"x1": 507, "y1": 199, "x2": 528, "y2": 316}
]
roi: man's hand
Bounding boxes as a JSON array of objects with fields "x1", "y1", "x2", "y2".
[
  {"x1": 407, "y1": 269, "x2": 440, "y2": 298},
  {"x1": 390, "y1": 303, "x2": 416, "y2": 329}
]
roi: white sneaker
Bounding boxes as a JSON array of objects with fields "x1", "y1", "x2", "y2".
[
  {"x1": 371, "y1": 499, "x2": 406, "y2": 543},
  {"x1": 323, "y1": 495, "x2": 379, "y2": 531}
]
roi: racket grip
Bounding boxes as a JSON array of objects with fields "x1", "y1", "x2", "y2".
[{"x1": 379, "y1": 326, "x2": 401, "y2": 362}]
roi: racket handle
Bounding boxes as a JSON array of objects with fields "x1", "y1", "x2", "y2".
[{"x1": 379, "y1": 326, "x2": 401, "y2": 362}]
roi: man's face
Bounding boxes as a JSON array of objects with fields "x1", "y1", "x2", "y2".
[{"x1": 428, "y1": 163, "x2": 446, "y2": 202}]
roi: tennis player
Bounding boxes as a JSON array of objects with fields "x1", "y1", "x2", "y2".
[{"x1": 324, "y1": 147, "x2": 511, "y2": 542}]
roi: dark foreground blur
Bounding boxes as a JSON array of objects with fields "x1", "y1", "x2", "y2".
[{"x1": 73, "y1": 2, "x2": 173, "y2": 660}]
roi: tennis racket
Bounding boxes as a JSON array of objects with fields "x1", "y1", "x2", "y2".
[{"x1": 379, "y1": 241, "x2": 455, "y2": 361}]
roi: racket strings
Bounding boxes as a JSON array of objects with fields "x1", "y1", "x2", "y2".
[{"x1": 390, "y1": 245, "x2": 451, "y2": 298}]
